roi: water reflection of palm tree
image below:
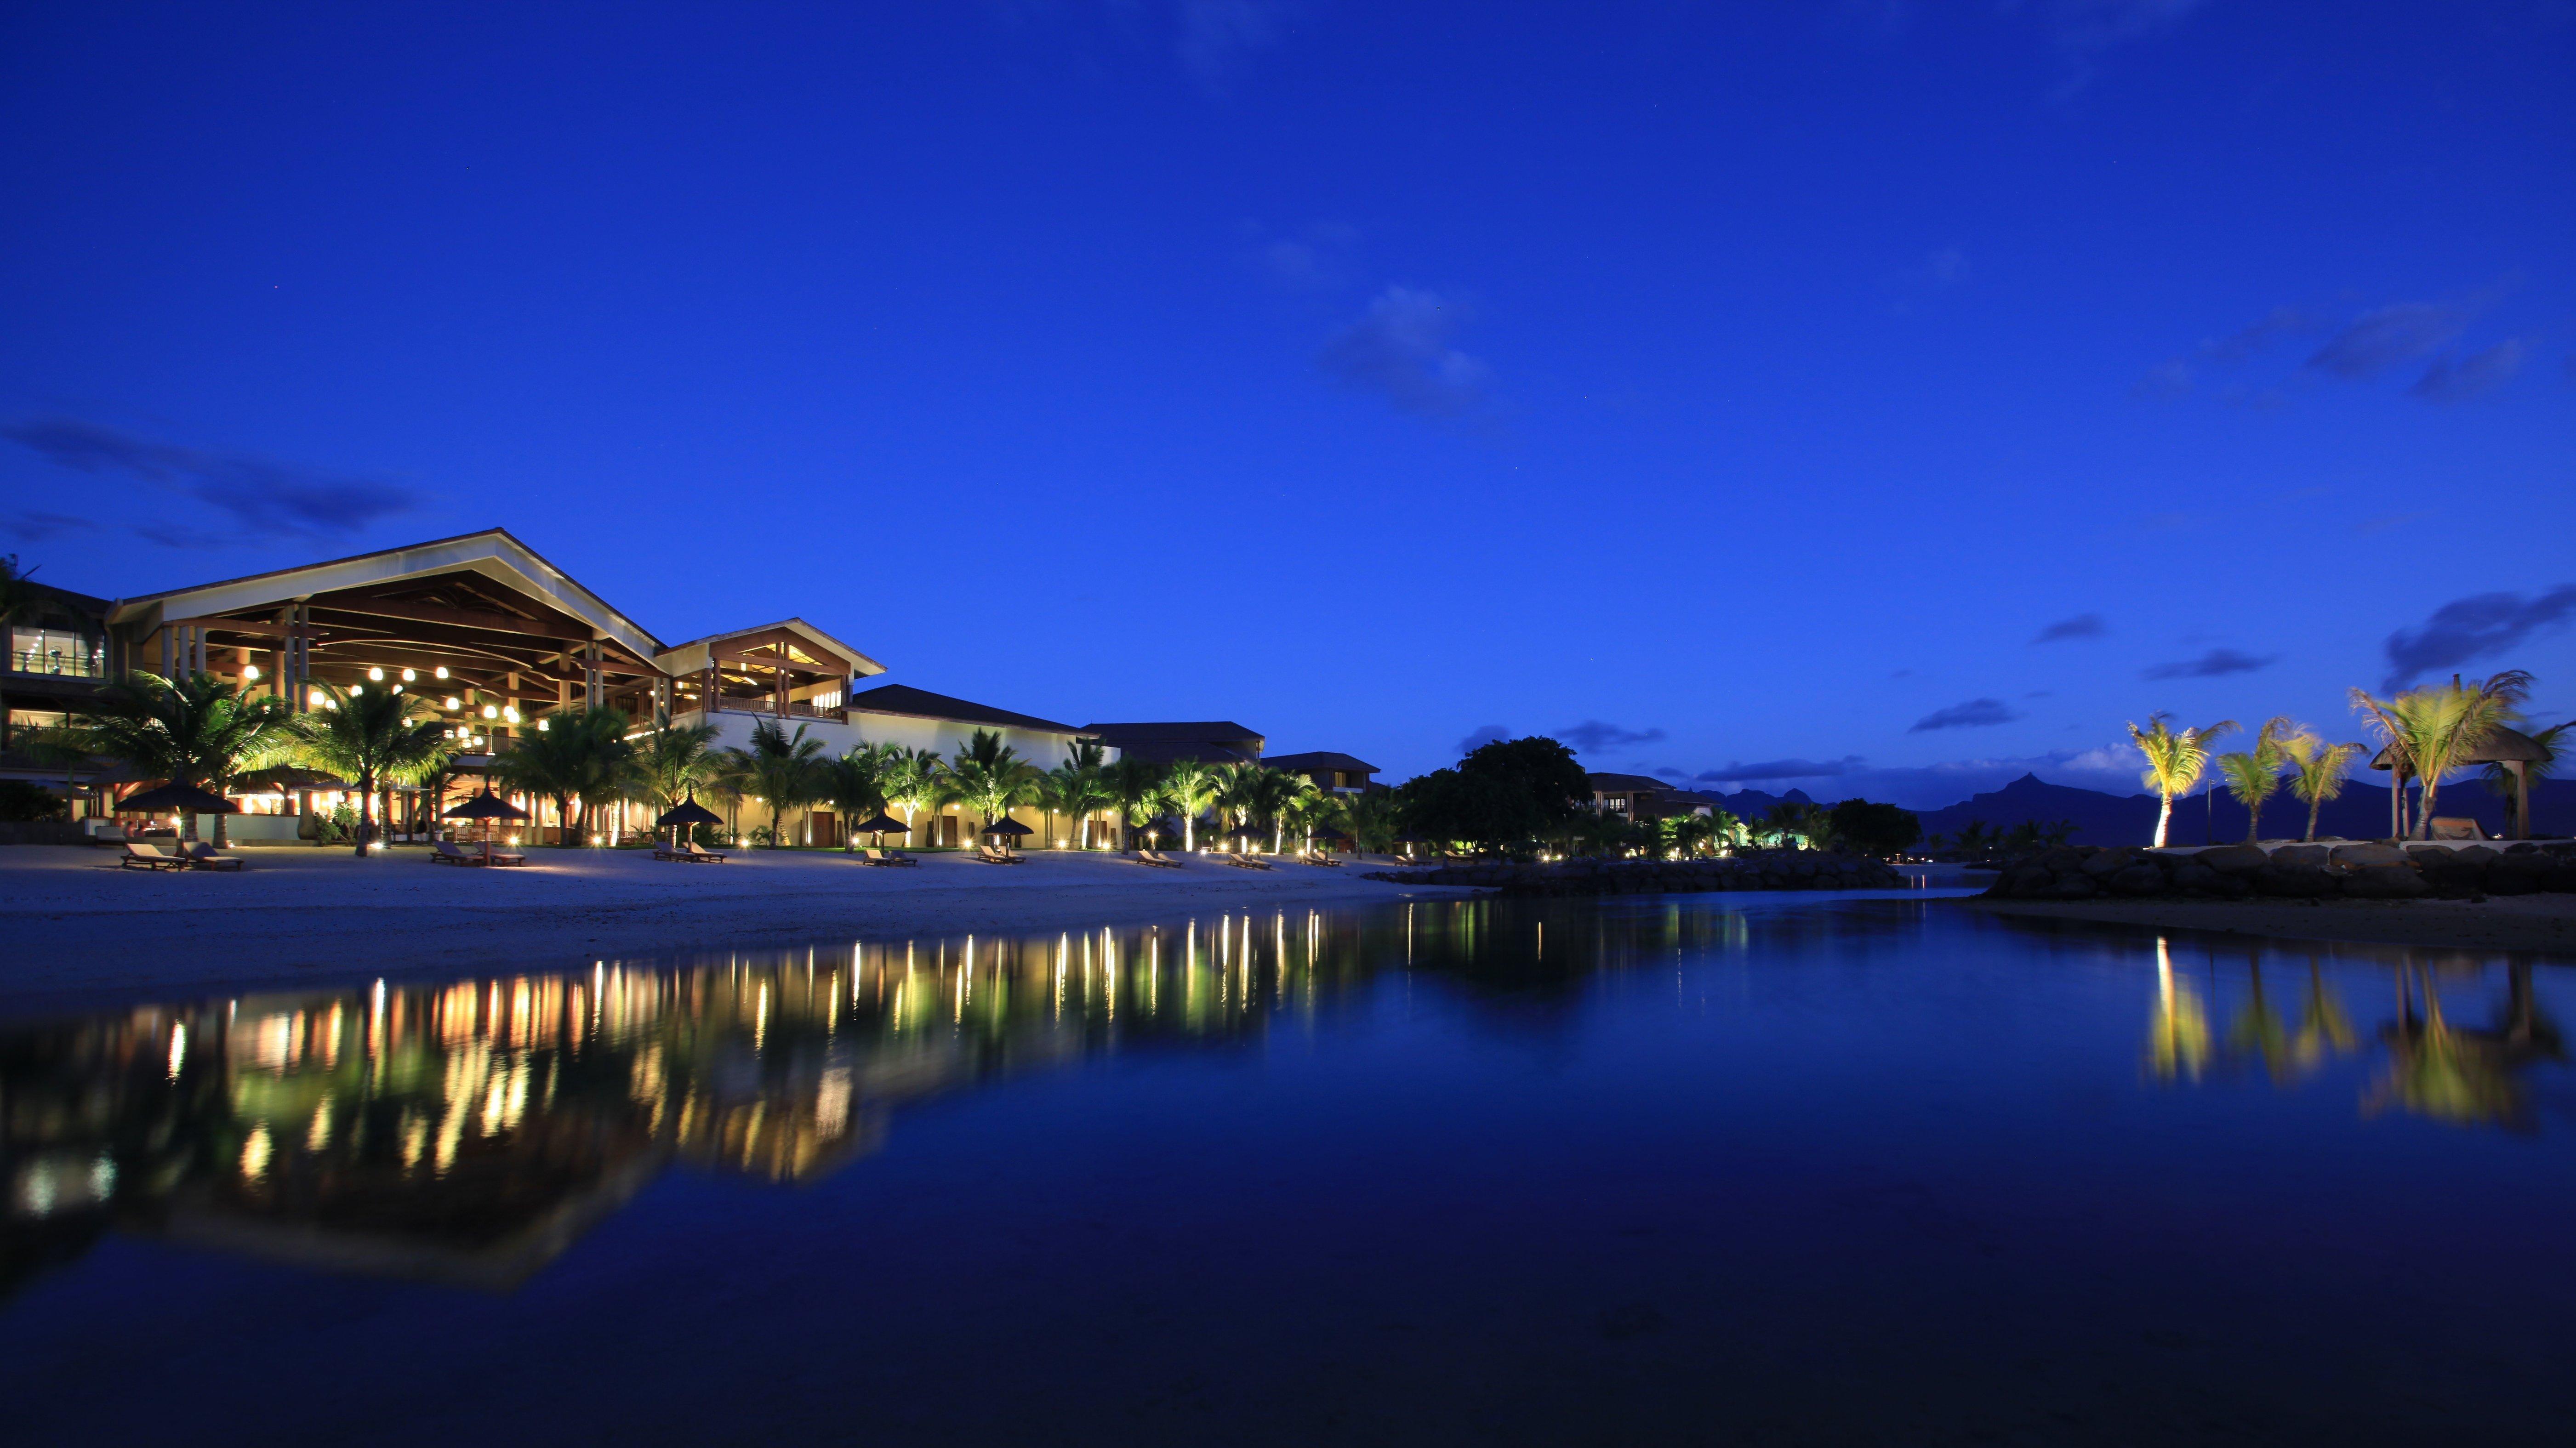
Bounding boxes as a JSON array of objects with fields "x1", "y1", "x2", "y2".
[
  {"x1": 2290, "y1": 953, "x2": 2358, "y2": 1073},
  {"x1": 2367, "y1": 965, "x2": 2527, "y2": 1130},
  {"x1": 2225, "y1": 954, "x2": 2295, "y2": 1082},
  {"x1": 2147, "y1": 937, "x2": 2213, "y2": 1082}
]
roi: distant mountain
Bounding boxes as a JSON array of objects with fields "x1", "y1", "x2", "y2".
[{"x1": 1899, "y1": 770, "x2": 2574, "y2": 847}]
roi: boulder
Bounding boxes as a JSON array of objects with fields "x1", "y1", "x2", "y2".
[
  {"x1": 2167, "y1": 860, "x2": 2223, "y2": 895},
  {"x1": 2269, "y1": 844, "x2": 2332, "y2": 869},
  {"x1": 2109, "y1": 863, "x2": 2166, "y2": 897},
  {"x1": 2047, "y1": 873, "x2": 2098, "y2": 899},
  {"x1": 2486, "y1": 854, "x2": 2553, "y2": 897},
  {"x1": 2196, "y1": 844, "x2": 2271, "y2": 875},
  {"x1": 2331, "y1": 843, "x2": 2410, "y2": 869},
  {"x1": 2255, "y1": 862, "x2": 2339, "y2": 898},
  {"x1": 2081, "y1": 847, "x2": 2140, "y2": 878},
  {"x1": 2342, "y1": 865, "x2": 2429, "y2": 899}
]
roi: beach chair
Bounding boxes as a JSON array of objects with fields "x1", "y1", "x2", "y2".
[
  {"x1": 2427, "y1": 818, "x2": 2487, "y2": 841},
  {"x1": 653, "y1": 841, "x2": 690, "y2": 861},
  {"x1": 120, "y1": 841, "x2": 187, "y2": 872},
  {"x1": 679, "y1": 841, "x2": 728, "y2": 863},
  {"x1": 974, "y1": 843, "x2": 1022, "y2": 864},
  {"x1": 1134, "y1": 849, "x2": 1181, "y2": 869},
  {"x1": 432, "y1": 840, "x2": 487, "y2": 866},
  {"x1": 1226, "y1": 852, "x2": 1273, "y2": 870},
  {"x1": 1302, "y1": 852, "x2": 1342, "y2": 867},
  {"x1": 861, "y1": 848, "x2": 920, "y2": 867},
  {"x1": 182, "y1": 843, "x2": 244, "y2": 872},
  {"x1": 484, "y1": 842, "x2": 530, "y2": 866}
]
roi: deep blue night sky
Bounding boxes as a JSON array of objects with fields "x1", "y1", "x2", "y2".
[{"x1": 3, "y1": 2, "x2": 2570, "y2": 805}]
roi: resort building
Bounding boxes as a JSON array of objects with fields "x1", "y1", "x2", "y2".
[
  {"x1": 1264, "y1": 750, "x2": 1381, "y2": 795},
  {"x1": 1081, "y1": 720, "x2": 1264, "y2": 768},
  {"x1": 22, "y1": 529, "x2": 1123, "y2": 846},
  {"x1": 1587, "y1": 772, "x2": 1717, "y2": 823}
]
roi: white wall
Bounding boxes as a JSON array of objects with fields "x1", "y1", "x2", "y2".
[{"x1": 683, "y1": 709, "x2": 1115, "y2": 770}]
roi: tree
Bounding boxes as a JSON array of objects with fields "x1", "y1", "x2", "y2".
[
  {"x1": 2350, "y1": 671, "x2": 2530, "y2": 840},
  {"x1": 633, "y1": 719, "x2": 723, "y2": 814},
  {"x1": 1765, "y1": 801, "x2": 1834, "y2": 851},
  {"x1": 1828, "y1": 798, "x2": 1921, "y2": 858},
  {"x1": 2128, "y1": 713, "x2": 2238, "y2": 848},
  {"x1": 1105, "y1": 756, "x2": 1168, "y2": 849},
  {"x1": 293, "y1": 682, "x2": 452, "y2": 856},
  {"x1": 1396, "y1": 736, "x2": 1590, "y2": 849},
  {"x1": 942, "y1": 727, "x2": 1037, "y2": 837},
  {"x1": 1045, "y1": 746, "x2": 1115, "y2": 848},
  {"x1": 2215, "y1": 715, "x2": 2295, "y2": 844},
  {"x1": 728, "y1": 718, "x2": 826, "y2": 846},
  {"x1": 1161, "y1": 757, "x2": 1221, "y2": 852},
  {"x1": 2484, "y1": 721, "x2": 2567, "y2": 840},
  {"x1": 1343, "y1": 790, "x2": 1401, "y2": 855},
  {"x1": 2280, "y1": 730, "x2": 2363, "y2": 843},
  {"x1": 77, "y1": 670, "x2": 296, "y2": 846},
  {"x1": 491, "y1": 707, "x2": 633, "y2": 846},
  {"x1": 0, "y1": 779, "x2": 65, "y2": 821},
  {"x1": 878, "y1": 745, "x2": 947, "y2": 844},
  {"x1": 823, "y1": 745, "x2": 893, "y2": 851}
]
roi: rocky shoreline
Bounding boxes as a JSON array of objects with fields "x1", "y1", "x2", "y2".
[
  {"x1": 1364, "y1": 851, "x2": 1907, "y2": 896},
  {"x1": 1982, "y1": 840, "x2": 2576, "y2": 903}
]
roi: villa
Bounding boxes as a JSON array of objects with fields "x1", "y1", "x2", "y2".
[
  {"x1": 3, "y1": 529, "x2": 1134, "y2": 848},
  {"x1": 1264, "y1": 750, "x2": 1381, "y2": 796}
]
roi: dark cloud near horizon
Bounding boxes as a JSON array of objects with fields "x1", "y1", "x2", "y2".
[
  {"x1": 2033, "y1": 612, "x2": 2106, "y2": 643},
  {"x1": 1556, "y1": 720, "x2": 1667, "y2": 754},
  {"x1": 0, "y1": 511, "x2": 97, "y2": 543},
  {"x1": 2410, "y1": 339, "x2": 2525, "y2": 402},
  {"x1": 2143, "y1": 647, "x2": 2276, "y2": 679},
  {"x1": 2382, "y1": 585, "x2": 2576, "y2": 689},
  {"x1": 1456, "y1": 724, "x2": 1511, "y2": 757},
  {"x1": 2306, "y1": 302, "x2": 2469, "y2": 379},
  {"x1": 1909, "y1": 698, "x2": 2019, "y2": 733},
  {"x1": 1695, "y1": 755, "x2": 1867, "y2": 782},
  {"x1": 1318, "y1": 286, "x2": 1489, "y2": 419},
  {"x1": 3, "y1": 417, "x2": 408, "y2": 540}
]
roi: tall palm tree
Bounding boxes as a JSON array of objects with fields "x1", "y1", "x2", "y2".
[
  {"x1": 1344, "y1": 790, "x2": 1401, "y2": 856},
  {"x1": 492, "y1": 707, "x2": 634, "y2": 845},
  {"x1": 2128, "y1": 713, "x2": 2238, "y2": 848},
  {"x1": 2484, "y1": 720, "x2": 2567, "y2": 840},
  {"x1": 2215, "y1": 715, "x2": 2294, "y2": 844},
  {"x1": 729, "y1": 718, "x2": 826, "y2": 846},
  {"x1": 292, "y1": 682, "x2": 451, "y2": 856},
  {"x1": 1105, "y1": 756, "x2": 1168, "y2": 849},
  {"x1": 942, "y1": 728, "x2": 1037, "y2": 838},
  {"x1": 2350, "y1": 670, "x2": 2530, "y2": 840},
  {"x1": 1161, "y1": 757, "x2": 1220, "y2": 853},
  {"x1": 822, "y1": 744, "x2": 893, "y2": 850},
  {"x1": 2280, "y1": 729, "x2": 2364, "y2": 843},
  {"x1": 878, "y1": 745, "x2": 946, "y2": 846},
  {"x1": 633, "y1": 719, "x2": 722, "y2": 815},
  {"x1": 1043, "y1": 749, "x2": 1115, "y2": 849},
  {"x1": 76, "y1": 670, "x2": 297, "y2": 846},
  {"x1": 1255, "y1": 768, "x2": 1316, "y2": 853}
]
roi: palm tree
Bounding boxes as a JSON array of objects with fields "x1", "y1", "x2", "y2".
[
  {"x1": 492, "y1": 707, "x2": 634, "y2": 845},
  {"x1": 633, "y1": 719, "x2": 722, "y2": 815},
  {"x1": 1105, "y1": 756, "x2": 1168, "y2": 849},
  {"x1": 76, "y1": 670, "x2": 297, "y2": 846},
  {"x1": 702, "y1": 749, "x2": 755, "y2": 844},
  {"x1": 2128, "y1": 713, "x2": 2238, "y2": 848},
  {"x1": 2350, "y1": 671, "x2": 2530, "y2": 840},
  {"x1": 1044, "y1": 749, "x2": 1115, "y2": 849},
  {"x1": 877, "y1": 745, "x2": 946, "y2": 846},
  {"x1": 822, "y1": 745, "x2": 893, "y2": 850},
  {"x1": 1254, "y1": 768, "x2": 1316, "y2": 853},
  {"x1": 2280, "y1": 729, "x2": 2364, "y2": 843},
  {"x1": 2215, "y1": 715, "x2": 2294, "y2": 844},
  {"x1": 292, "y1": 682, "x2": 451, "y2": 856},
  {"x1": 2484, "y1": 721, "x2": 2567, "y2": 840},
  {"x1": 1161, "y1": 757, "x2": 1220, "y2": 853},
  {"x1": 943, "y1": 728, "x2": 1037, "y2": 839},
  {"x1": 729, "y1": 718, "x2": 826, "y2": 846}
]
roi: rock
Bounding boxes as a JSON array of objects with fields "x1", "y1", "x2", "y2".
[
  {"x1": 2342, "y1": 865, "x2": 2429, "y2": 899},
  {"x1": 2196, "y1": 844, "x2": 2271, "y2": 875},
  {"x1": 2255, "y1": 862, "x2": 2339, "y2": 898},
  {"x1": 2167, "y1": 860, "x2": 2222, "y2": 894},
  {"x1": 2331, "y1": 843, "x2": 2410, "y2": 869},
  {"x1": 2047, "y1": 874, "x2": 2098, "y2": 899},
  {"x1": 2487, "y1": 854, "x2": 2553, "y2": 897},
  {"x1": 2269, "y1": 844, "x2": 2332, "y2": 868},
  {"x1": 2452, "y1": 845, "x2": 2502, "y2": 868},
  {"x1": 2080, "y1": 847, "x2": 2139, "y2": 878},
  {"x1": 2109, "y1": 863, "x2": 2166, "y2": 897}
]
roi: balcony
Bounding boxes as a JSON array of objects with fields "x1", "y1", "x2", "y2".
[{"x1": 9, "y1": 648, "x2": 106, "y2": 679}]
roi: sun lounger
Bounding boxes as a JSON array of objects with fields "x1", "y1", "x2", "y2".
[
  {"x1": 2428, "y1": 818, "x2": 2487, "y2": 841},
  {"x1": 120, "y1": 841, "x2": 187, "y2": 871},
  {"x1": 1222, "y1": 852, "x2": 1273, "y2": 870},
  {"x1": 653, "y1": 843, "x2": 689, "y2": 861},
  {"x1": 1134, "y1": 849, "x2": 1182, "y2": 868},
  {"x1": 975, "y1": 844, "x2": 1025, "y2": 864},
  {"x1": 678, "y1": 841, "x2": 727, "y2": 863},
  {"x1": 183, "y1": 843, "x2": 244, "y2": 871},
  {"x1": 433, "y1": 840, "x2": 487, "y2": 866},
  {"x1": 859, "y1": 848, "x2": 919, "y2": 867},
  {"x1": 1301, "y1": 852, "x2": 1342, "y2": 867}
]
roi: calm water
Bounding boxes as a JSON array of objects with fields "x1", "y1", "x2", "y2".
[{"x1": 6, "y1": 895, "x2": 2576, "y2": 1445}]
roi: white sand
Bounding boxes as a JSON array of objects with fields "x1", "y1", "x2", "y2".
[{"x1": 0, "y1": 844, "x2": 1456, "y2": 1016}]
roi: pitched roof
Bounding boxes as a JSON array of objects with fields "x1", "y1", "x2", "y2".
[
  {"x1": 653, "y1": 618, "x2": 885, "y2": 678},
  {"x1": 849, "y1": 683, "x2": 1080, "y2": 734},
  {"x1": 1264, "y1": 750, "x2": 1379, "y2": 774},
  {"x1": 1081, "y1": 721, "x2": 1264, "y2": 744},
  {"x1": 1586, "y1": 772, "x2": 1670, "y2": 792}
]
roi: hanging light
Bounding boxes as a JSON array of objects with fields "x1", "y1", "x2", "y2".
[
  {"x1": 434, "y1": 666, "x2": 449, "y2": 679},
  {"x1": 401, "y1": 668, "x2": 416, "y2": 682},
  {"x1": 481, "y1": 704, "x2": 498, "y2": 720},
  {"x1": 444, "y1": 696, "x2": 461, "y2": 711},
  {"x1": 368, "y1": 667, "x2": 384, "y2": 681},
  {"x1": 242, "y1": 665, "x2": 260, "y2": 681},
  {"x1": 502, "y1": 706, "x2": 521, "y2": 723}
]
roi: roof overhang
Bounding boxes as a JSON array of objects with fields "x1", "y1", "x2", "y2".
[
  {"x1": 653, "y1": 619, "x2": 885, "y2": 679},
  {"x1": 107, "y1": 530, "x2": 664, "y2": 662}
]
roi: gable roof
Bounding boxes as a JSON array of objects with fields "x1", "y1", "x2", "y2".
[
  {"x1": 1081, "y1": 720, "x2": 1264, "y2": 744},
  {"x1": 1264, "y1": 751, "x2": 1379, "y2": 775},
  {"x1": 1586, "y1": 772, "x2": 1670, "y2": 793},
  {"x1": 107, "y1": 528, "x2": 663, "y2": 662},
  {"x1": 849, "y1": 683, "x2": 1079, "y2": 734},
  {"x1": 654, "y1": 619, "x2": 885, "y2": 678}
]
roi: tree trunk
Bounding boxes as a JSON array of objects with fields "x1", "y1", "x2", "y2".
[
  {"x1": 2305, "y1": 793, "x2": 2322, "y2": 843},
  {"x1": 2416, "y1": 777, "x2": 2439, "y2": 840},
  {"x1": 2152, "y1": 793, "x2": 2171, "y2": 848},
  {"x1": 2245, "y1": 801, "x2": 2260, "y2": 844},
  {"x1": 354, "y1": 770, "x2": 374, "y2": 857}
]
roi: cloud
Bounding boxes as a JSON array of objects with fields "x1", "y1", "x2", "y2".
[
  {"x1": 2143, "y1": 647, "x2": 2276, "y2": 679},
  {"x1": 1317, "y1": 286, "x2": 1490, "y2": 419},
  {"x1": 2410, "y1": 339, "x2": 2525, "y2": 402},
  {"x1": 1694, "y1": 756, "x2": 1867, "y2": 782},
  {"x1": 2200, "y1": 305, "x2": 2317, "y2": 364},
  {"x1": 3, "y1": 417, "x2": 408, "y2": 540},
  {"x1": 2306, "y1": 302, "x2": 2470, "y2": 379},
  {"x1": 0, "y1": 511, "x2": 97, "y2": 543},
  {"x1": 2131, "y1": 358, "x2": 2192, "y2": 398},
  {"x1": 1555, "y1": 720, "x2": 1667, "y2": 754},
  {"x1": 1456, "y1": 724, "x2": 1512, "y2": 757},
  {"x1": 1248, "y1": 221, "x2": 1356, "y2": 290},
  {"x1": 1175, "y1": 0, "x2": 1294, "y2": 93},
  {"x1": 2382, "y1": 585, "x2": 2576, "y2": 689},
  {"x1": 1909, "y1": 698, "x2": 2021, "y2": 733},
  {"x1": 2032, "y1": 612, "x2": 2106, "y2": 643}
]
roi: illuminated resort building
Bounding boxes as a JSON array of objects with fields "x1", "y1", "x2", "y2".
[{"x1": 1, "y1": 529, "x2": 1110, "y2": 846}]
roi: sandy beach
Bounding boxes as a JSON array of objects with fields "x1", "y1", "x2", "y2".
[
  {"x1": 0, "y1": 844, "x2": 1459, "y2": 1018},
  {"x1": 1959, "y1": 892, "x2": 2576, "y2": 953}
]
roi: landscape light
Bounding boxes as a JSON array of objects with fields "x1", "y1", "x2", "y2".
[
  {"x1": 368, "y1": 667, "x2": 384, "y2": 681},
  {"x1": 482, "y1": 704, "x2": 498, "y2": 720},
  {"x1": 391, "y1": 684, "x2": 403, "y2": 694},
  {"x1": 350, "y1": 684, "x2": 363, "y2": 695},
  {"x1": 242, "y1": 665, "x2": 259, "y2": 681},
  {"x1": 536, "y1": 718, "x2": 549, "y2": 732},
  {"x1": 434, "y1": 666, "x2": 449, "y2": 679}
]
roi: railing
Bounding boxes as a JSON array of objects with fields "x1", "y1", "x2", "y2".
[{"x1": 9, "y1": 649, "x2": 106, "y2": 678}]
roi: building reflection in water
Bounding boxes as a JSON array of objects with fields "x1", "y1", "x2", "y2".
[
  {"x1": 0, "y1": 900, "x2": 1749, "y2": 1299},
  {"x1": 2143, "y1": 934, "x2": 2569, "y2": 1132}
]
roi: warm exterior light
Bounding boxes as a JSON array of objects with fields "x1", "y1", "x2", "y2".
[
  {"x1": 434, "y1": 666, "x2": 449, "y2": 679},
  {"x1": 401, "y1": 668, "x2": 416, "y2": 681},
  {"x1": 503, "y1": 706, "x2": 521, "y2": 723},
  {"x1": 536, "y1": 718, "x2": 549, "y2": 732},
  {"x1": 350, "y1": 684, "x2": 364, "y2": 695},
  {"x1": 308, "y1": 688, "x2": 325, "y2": 707},
  {"x1": 482, "y1": 704, "x2": 499, "y2": 720},
  {"x1": 444, "y1": 696, "x2": 461, "y2": 710},
  {"x1": 390, "y1": 684, "x2": 403, "y2": 694},
  {"x1": 368, "y1": 667, "x2": 384, "y2": 681},
  {"x1": 241, "y1": 665, "x2": 259, "y2": 681}
]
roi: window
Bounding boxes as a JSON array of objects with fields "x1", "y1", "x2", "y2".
[{"x1": 9, "y1": 626, "x2": 103, "y2": 677}]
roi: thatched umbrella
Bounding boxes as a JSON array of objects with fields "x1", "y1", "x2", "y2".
[
  {"x1": 656, "y1": 793, "x2": 724, "y2": 847},
  {"x1": 2371, "y1": 725, "x2": 2550, "y2": 839},
  {"x1": 116, "y1": 782, "x2": 234, "y2": 838},
  {"x1": 445, "y1": 785, "x2": 532, "y2": 856},
  {"x1": 850, "y1": 811, "x2": 911, "y2": 846},
  {"x1": 980, "y1": 816, "x2": 1033, "y2": 839}
]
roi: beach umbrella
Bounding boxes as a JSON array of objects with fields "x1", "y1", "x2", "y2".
[
  {"x1": 656, "y1": 795, "x2": 724, "y2": 828},
  {"x1": 233, "y1": 766, "x2": 353, "y2": 792},
  {"x1": 116, "y1": 782, "x2": 235, "y2": 816},
  {"x1": 1308, "y1": 826, "x2": 1349, "y2": 843},
  {"x1": 980, "y1": 817, "x2": 1033, "y2": 838},
  {"x1": 445, "y1": 785, "x2": 532, "y2": 853},
  {"x1": 851, "y1": 811, "x2": 910, "y2": 844}
]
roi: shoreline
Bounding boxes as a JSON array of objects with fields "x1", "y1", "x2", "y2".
[
  {"x1": 1955, "y1": 893, "x2": 2576, "y2": 954},
  {"x1": 0, "y1": 844, "x2": 1467, "y2": 1022}
]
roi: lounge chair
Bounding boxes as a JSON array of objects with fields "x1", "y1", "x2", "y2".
[
  {"x1": 1224, "y1": 852, "x2": 1273, "y2": 870},
  {"x1": 120, "y1": 841, "x2": 186, "y2": 872},
  {"x1": 183, "y1": 843, "x2": 244, "y2": 872},
  {"x1": 679, "y1": 841, "x2": 728, "y2": 863},
  {"x1": 653, "y1": 842, "x2": 689, "y2": 862},
  {"x1": 2428, "y1": 818, "x2": 2487, "y2": 841},
  {"x1": 1134, "y1": 849, "x2": 1182, "y2": 869},
  {"x1": 1301, "y1": 852, "x2": 1342, "y2": 867},
  {"x1": 859, "y1": 848, "x2": 919, "y2": 867},
  {"x1": 975, "y1": 843, "x2": 1025, "y2": 864},
  {"x1": 433, "y1": 840, "x2": 486, "y2": 866}
]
